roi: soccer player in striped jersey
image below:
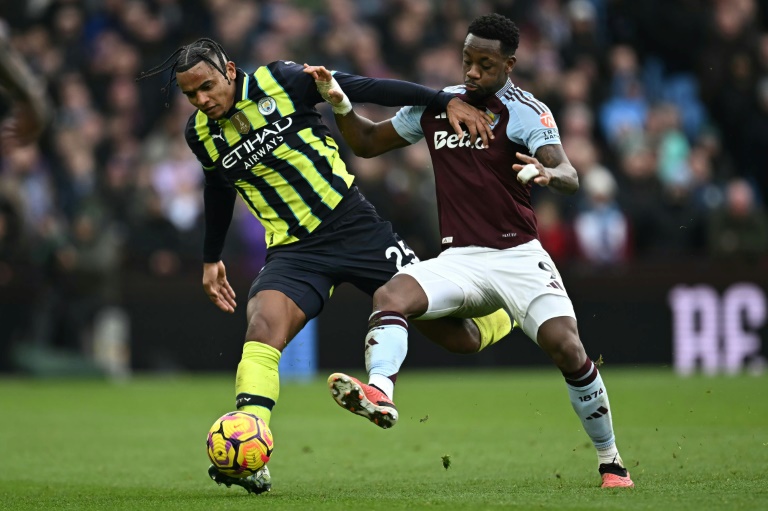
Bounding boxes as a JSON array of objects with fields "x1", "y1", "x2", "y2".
[
  {"x1": 138, "y1": 38, "x2": 514, "y2": 493},
  {"x1": 309, "y1": 13, "x2": 634, "y2": 489}
]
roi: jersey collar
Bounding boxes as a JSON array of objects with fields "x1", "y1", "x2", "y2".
[
  {"x1": 495, "y1": 79, "x2": 514, "y2": 99},
  {"x1": 221, "y1": 68, "x2": 247, "y2": 119}
]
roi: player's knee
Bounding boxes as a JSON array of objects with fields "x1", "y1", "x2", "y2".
[
  {"x1": 373, "y1": 275, "x2": 427, "y2": 317},
  {"x1": 372, "y1": 283, "x2": 407, "y2": 314},
  {"x1": 245, "y1": 314, "x2": 280, "y2": 348},
  {"x1": 538, "y1": 318, "x2": 585, "y2": 372}
]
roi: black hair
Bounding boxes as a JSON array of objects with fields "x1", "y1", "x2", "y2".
[
  {"x1": 467, "y1": 13, "x2": 520, "y2": 56},
  {"x1": 136, "y1": 38, "x2": 230, "y2": 106}
]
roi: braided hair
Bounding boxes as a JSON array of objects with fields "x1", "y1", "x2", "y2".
[
  {"x1": 467, "y1": 14, "x2": 520, "y2": 56},
  {"x1": 136, "y1": 38, "x2": 231, "y2": 106}
]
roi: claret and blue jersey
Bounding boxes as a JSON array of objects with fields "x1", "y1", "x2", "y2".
[{"x1": 391, "y1": 79, "x2": 562, "y2": 251}]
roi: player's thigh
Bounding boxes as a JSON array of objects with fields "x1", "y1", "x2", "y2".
[
  {"x1": 397, "y1": 249, "x2": 498, "y2": 319},
  {"x1": 488, "y1": 240, "x2": 576, "y2": 341},
  {"x1": 334, "y1": 221, "x2": 420, "y2": 296},
  {"x1": 248, "y1": 250, "x2": 334, "y2": 321},
  {"x1": 412, "y1": 316, "x2": 480, "y2": 354}
]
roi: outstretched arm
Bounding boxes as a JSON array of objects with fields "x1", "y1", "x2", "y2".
[
  {"x1": 303, "y1": 65, "x2": 408, "y2": 158},
  {"x1": 304, "y1": 64, "x2": 494, "y2": 149},
  {"x1": 512, "y1": 145, "x2": 579, "y2": 194},
  {"x1": 333, "y1": 110, "x2": 410, "y2": 159}
]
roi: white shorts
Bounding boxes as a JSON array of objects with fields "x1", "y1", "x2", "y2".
[{"x1": 397, "y1": 239, "x2": 576, "y2": 342}]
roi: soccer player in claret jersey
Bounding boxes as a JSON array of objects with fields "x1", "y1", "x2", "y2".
[
  {"x1": 137, "y1": 38, "x2": 514, "y2": 494},
  {"x1": 307, "y1": 13, "x2": 634, "y2": 489}
]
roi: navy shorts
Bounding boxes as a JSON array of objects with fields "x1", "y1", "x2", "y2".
[{"x1": 248, "y1": 189, "x2": 419, "y2": 320}]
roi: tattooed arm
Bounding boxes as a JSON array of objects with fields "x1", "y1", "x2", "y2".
[{"x1": 512, "y1": 145, "x2": 579, "y2": 195}]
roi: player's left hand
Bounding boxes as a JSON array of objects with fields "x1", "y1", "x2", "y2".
[
  {"x1": 513, "y1": 152, "x2": 551, "y2": 186},
  {"x1": 203, "y1": 261, "x2": 237, "y2": 313},
  {"x1": 303, "y1": 64, "x2": 351, "y2": 114},
  {"x1": 446, "y1": 98, "x2": 495, "y2": 149}
]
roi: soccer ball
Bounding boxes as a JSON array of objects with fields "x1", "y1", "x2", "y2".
[{"x1": 206, "y1": 411, "x2": 274, "y2": 478}]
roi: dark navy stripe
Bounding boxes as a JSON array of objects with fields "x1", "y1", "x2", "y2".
[{"x1": 236, "y1": 393, "x2": 276, "y2": 410}]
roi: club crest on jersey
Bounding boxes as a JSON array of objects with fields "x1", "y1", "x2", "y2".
[
  {"x1": 258, "y1": 96, "x2": 277, "y2": 116},
  {"x1": 486, "y1": 109, "x2": 500, "y2": 129},
  {"x1": 230, "y1": 111, "x2": 252, "y2": 134}
]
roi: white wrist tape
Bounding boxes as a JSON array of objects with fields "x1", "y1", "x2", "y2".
[{"x1": 316, "y1": 76, "x2": 352, "y2": 115}]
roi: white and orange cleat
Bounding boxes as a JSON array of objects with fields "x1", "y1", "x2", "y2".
[
  {"x1": 327, "y1": 372, "x2": 398, "y2": 429},
  {"x1": 599, "y1": 463, "x2": 635, "y2": 488}
]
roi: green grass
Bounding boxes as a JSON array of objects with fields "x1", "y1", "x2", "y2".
[{"x1": 0, "y1": 368, "x2": 766, "y2": 510}]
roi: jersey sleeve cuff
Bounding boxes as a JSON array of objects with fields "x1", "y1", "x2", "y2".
[{"x1": 431, "y1": 91, "x2": 454, "y2": 111}]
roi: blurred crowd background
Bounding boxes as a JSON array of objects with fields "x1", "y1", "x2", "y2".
[{"x1": 1, "y1": 0, "x2": 767, "y2": 372}]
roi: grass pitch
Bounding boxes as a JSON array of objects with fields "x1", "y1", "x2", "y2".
[{"x1": 0, "y1": 368, "x2": 766, "y2": 511}]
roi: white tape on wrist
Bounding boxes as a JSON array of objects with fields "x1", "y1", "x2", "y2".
[
  {"x1": 331, "y1": 95, "x2": 352, "y2": 115},
  {"x1": 317, "y1": 76, "x2": 352, "y2": 115}
]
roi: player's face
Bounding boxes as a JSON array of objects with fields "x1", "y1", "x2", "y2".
[
  {"x1": 177, "y1": 61, "x2": 237, "y2": 120},
  {"x1": 462, "y1": 35, "x2": 516, "y2": 101}
]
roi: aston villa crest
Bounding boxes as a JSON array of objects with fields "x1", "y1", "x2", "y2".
[
  {"x1": 230, "y1": 111, "x2": 251, "y2": 134},
  {"x1": 486, "y1": 109, "x2": 500, "y2": 129}
]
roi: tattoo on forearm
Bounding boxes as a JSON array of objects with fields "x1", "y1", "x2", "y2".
[
  {"x1": 535, "y1": 144, "x2": 564, "y2": 168},
  {"x1": 535, "y1": 144, "x2": 578, "y2": 194}
]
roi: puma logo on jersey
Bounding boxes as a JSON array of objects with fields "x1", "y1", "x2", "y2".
[{"x1": 210, "y1": 131, "x2": 226, "y2": 143}]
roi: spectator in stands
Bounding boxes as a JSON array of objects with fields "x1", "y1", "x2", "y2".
[
  {"x1": 574, "y1": 166, "x2": 630, "y2": 265},
  {"x1": 708, "y1": 178, "x2": 768, "y2": 262}
]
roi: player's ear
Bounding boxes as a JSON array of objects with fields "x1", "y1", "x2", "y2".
[
  {"x1": 505, "y1": 55, "x2": 517, "y2": 75},
  {"x1": 226, "y1": 61, "x2": 237, "y2": 81}
]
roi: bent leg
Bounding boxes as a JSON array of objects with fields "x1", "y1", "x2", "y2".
[
  {"x1": 414, "y1": 309, "x2": 514, "y2": 354},
  {"x1": 378, "y1": 269, "x2": 476, "y2": 353},
  {"x1": 236, "y1": 290, "x2": 308, "y2": 426},
  {"x1": 413, "y1": 316, "x2": 481, "y2": 354},
  {"x1": 532, "y1": 302, "x2": 627, "y2": 473},
  {"x1": 361, "y1": 274, "x2": 429, "y2": 397}
]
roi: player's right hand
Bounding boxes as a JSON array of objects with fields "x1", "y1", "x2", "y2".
[
  {"x1": 445, "y1": 98, "x2": 495, "y2": 149},
  {"x1": 203, "y1": 261, "x2": 237, "y2": 313}
]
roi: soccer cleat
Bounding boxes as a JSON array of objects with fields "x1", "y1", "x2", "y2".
[
  {"x1": 327, "y1": 372, "x2": 398, "y2": 429},
  {"x1": 599, "y1": 463, "x2": 634, "y2": 488},
  {"x1": 208, "y1": 464, "x2": 272, "y2": 494}
]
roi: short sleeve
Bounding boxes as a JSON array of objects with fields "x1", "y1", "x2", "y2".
[
  {"x1": 505, "y1": 97, "x2": 561, "y2": 156},
  {"x1": 391, "y1": 105, "x2": 426, "y2": 144}
]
